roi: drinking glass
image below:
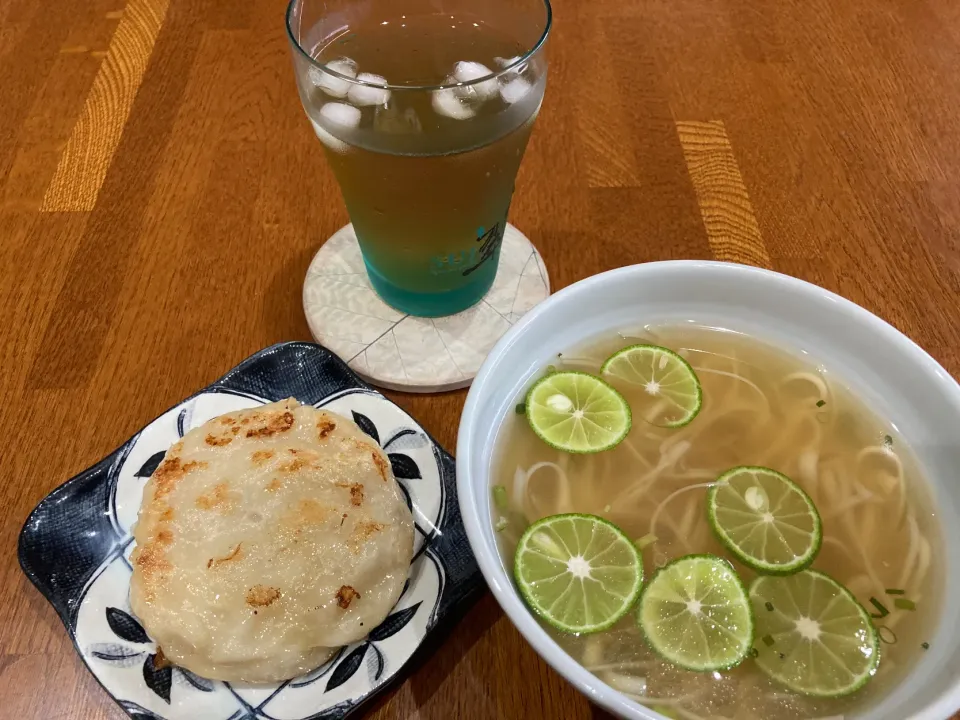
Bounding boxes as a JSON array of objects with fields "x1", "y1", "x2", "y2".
[{"x1": 286, "y1": 0, "x2": 552, "y2": 317}]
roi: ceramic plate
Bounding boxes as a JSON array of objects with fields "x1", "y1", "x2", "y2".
[{"x1": 19, "y1": 342, "x2": 483, "y2": 720}]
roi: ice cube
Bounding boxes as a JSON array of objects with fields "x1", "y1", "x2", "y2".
[
  {"x1": 328, "y1": 57, "x2": 358, "y2": 76},
  {"x1": 320, "y1": 101, "x2": 362, "y2": 128},
  {"x1": 500, "y1": 76, "x2": 532, "y2": 105},
  {"x1": 453, "y1": 61, "x2": 498, "y2": 101},
  {"x1": 432, "y1": 87, "x2": 475, "y2": 120},
  {"x1": 495, "y1": 56, "x2": 528, "y2": 76},
  {"x1": 347, "y1": 73, "x2": 391, "y2": 106},
  {"x1": 307, "y1": 57, "x2": 357, "y2": 99},
  {"x1": 310, "y1": 118, "x2": 347, "y2": 153},
  {"x1": 310, "y1": 102, "x2": 362, "y2": 153}
]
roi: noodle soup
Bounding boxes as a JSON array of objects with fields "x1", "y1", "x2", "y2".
[{"x1": 493, "y1": 325, "x2": 941, "y2": 719}]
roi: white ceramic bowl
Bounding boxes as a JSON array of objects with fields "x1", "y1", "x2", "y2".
[{"x1": 457, "y1": 261, "x2": 960, "y2": 720}]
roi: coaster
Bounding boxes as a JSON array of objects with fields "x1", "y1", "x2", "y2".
[{"x1": 303, "y1": 223, "x2": 551, "y2": 393}]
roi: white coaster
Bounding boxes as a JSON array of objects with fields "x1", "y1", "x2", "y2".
[{"x1": 303, "y1": 223, "x2": 551, "y2": 393}]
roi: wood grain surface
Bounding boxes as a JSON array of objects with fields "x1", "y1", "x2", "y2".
[{"x1": 2, "y1": 0, "x2": 959, "y2": 717}]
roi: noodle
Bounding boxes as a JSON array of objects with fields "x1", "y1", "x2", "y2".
[
  {"x1": 603, "y1": 671, "x2": 648, "y2": 697},
  {"x1": 648, "y1": 481, "x2": 717, "y2": 538},
  {"x1": 515, "y1": 461, "x2": 572, "y2": 520},
  {"x1": 781, "y1": 371, "x2": 829, "y2": 405},
  {"x1": 694, "y1": 366, "x2": 770, "y2": 409},
  {"x1": 857, "y1": 445, "x2": 907, "y2": 522}
]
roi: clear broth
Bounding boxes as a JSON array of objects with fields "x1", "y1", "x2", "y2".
[{"x1": 493, "y1": 325, "x2": 941, "y2": 719}]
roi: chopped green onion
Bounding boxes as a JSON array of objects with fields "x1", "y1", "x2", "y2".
[
  {"x1": 764, "y1": 601, "x2": 774, "y2": 612},
  {"x1": 515, "y1": 403, "x2": 526, "y2": 415},
  {"x1": 894, "y1": 598, "x2": 916, "y2": 611},
  {"x1": 761, "y1": 634, "x2": 775, "y2": 647},
  {"x1": 869, "y1": 597, "x2": 889, "y2": 618},
  {"x1": 922, "y1": 641, "x2": 930, "y2": 650},
  {"x1": 884, "y1": 434, "x2": 893, "y2": 447},
  {"x1": 492, "y1": 485, "x2": 509, "y2": 511},
  {"x1": 885, "y1": 588, "x2": 906, "y2": 595},
  {"x1": 878, "y1": 626, "x2": 898, "y2": 645},
  {"x1": 651, "y1": 707, "x2": 679, "y2": 720},
  {"x1": 495, "y1": 516, "x2": 509, "y2": 533},
  {"x1": 634, "y1": 533, "x2": 658, "y2": 550},
  {"x1": 816, "y1": 399, "x2": 826, "y2": 407}
]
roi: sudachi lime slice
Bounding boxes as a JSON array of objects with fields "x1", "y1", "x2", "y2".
[
  {"x1": 600, "y1": 345, "x2": 702, "y2": 427},
  {"x1": 514, "y1": 514, "x2": 643, "y2": 634},
  {"x1": 707, "y1": 466, "x2": 822, "y2": 575},
  {"x1": 638, "y1": 554, "x2": 753, "y2": 671},
  {"x1": 750, "y1": 570, "x2": 879, "y2": 697},
  {"x1": 525, "y1": 371, "x2": 631, "y2": 453}
]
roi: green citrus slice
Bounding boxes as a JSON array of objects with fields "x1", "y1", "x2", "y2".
[
  {"x1": 600, "y1": 345, "x2": 702, "y2": 427},
  {"x1": 638, "y1": 554, "x2": 753, "y2": 671},
  {"x1": 525, "y1": 371, "x2": 631, "y2": 453},
  {"x1": 750, "y1": 570, "x2": 880, "y2": 697},
  {"x1": 514, "y1": 514, "x2": 643, "y2": 634},
  {"x1": 707, "y1": 466, "x2": 822, "y2": 574}
]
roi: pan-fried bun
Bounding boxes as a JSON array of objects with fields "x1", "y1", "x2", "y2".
[{"x1": 130, "y1": 398, "x2": 414, "y2": 683}]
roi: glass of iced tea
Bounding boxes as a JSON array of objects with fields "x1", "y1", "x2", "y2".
[{"x1": 286, "y1": 0, "x2": 551, "y2": 317}]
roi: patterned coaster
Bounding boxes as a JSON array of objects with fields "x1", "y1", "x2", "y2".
[{"x1": 303, "y1": 223, "x2": 551, "y2": 392}]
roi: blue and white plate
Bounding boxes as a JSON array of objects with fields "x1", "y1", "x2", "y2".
[{"x1": 18, "y1": 342, "x2": 483, "y2": 720}]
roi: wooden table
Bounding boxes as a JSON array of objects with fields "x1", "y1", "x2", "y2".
[{"x1": 2, "y1": 0, "x2": 959, "y2": 716}]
